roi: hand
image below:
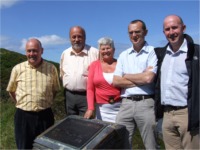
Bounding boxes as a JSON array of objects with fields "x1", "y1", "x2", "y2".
[
  {"x1": 143, "y1": 66, "x2": 153, "y2": 72},
  {"x1": 84, "y1": 110, "x2": 94, "y2": 119}
]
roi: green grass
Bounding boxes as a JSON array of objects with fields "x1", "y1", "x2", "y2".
[{"x1": 0, "y1": 100, "x2": 16, "y2": 149}]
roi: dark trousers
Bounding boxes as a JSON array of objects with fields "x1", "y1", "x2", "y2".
[
  {"x1": 14, "y1": 108, "x2": 54, "y2": 149},
  {"x1": 64, "y1": 89, "x2": 87, "y2": 116}
]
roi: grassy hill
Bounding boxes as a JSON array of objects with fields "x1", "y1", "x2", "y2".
[
  {"x1": 0, "y1": 48, "x2": 164, "y2": 149},
  {"x1": 1, "y1": 48, "x2": 26, "y2": 100}
]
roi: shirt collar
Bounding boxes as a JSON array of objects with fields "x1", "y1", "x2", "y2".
[
  {"x1": 167, "y1": 39, "x2": 188, "y2": 54},
  {"x1": 27, "y1": 59, "x2": 44, "y2": 69},
  {"x1": 70, "y1": 46, "x2": 88, "y2": 56},
  {"x1": 128, "y1": 41, "x2": 149, "y2": 54}
]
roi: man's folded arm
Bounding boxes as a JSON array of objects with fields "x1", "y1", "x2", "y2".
[
  {"x1": 123, "y1": 71, "x2": 156, "y2": 85},
  {"x1": 113, "y1": 75, "x2": 136, "y2": 88}
]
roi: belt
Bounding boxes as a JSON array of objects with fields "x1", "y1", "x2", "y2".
[
  {"x1": 164, "y1": 105, "x2": 187, "y2": 111},
  {"x1": 65, "y1": 89, "x2": 86, "y2": 95},
  {"x1": 126, "y1": 95, "x2": 154, "y2": 101},
  {"x1": 18, "y1": 108, "x2": 52, "y2": 114}
]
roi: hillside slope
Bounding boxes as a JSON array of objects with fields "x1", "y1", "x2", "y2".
[{"x1": 1, "y1": 48, "x2": 27, "y2": 100}]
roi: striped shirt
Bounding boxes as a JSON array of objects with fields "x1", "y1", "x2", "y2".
[{"x1": 6, "y1": 60, "x2": 60, "y2": 111}]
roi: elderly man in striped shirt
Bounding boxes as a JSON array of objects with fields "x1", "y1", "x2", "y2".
[{"x1": 7, "y1": 38, "x2": 60, "y2": 149}]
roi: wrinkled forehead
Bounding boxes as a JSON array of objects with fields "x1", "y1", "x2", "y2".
[
  {"x1": 26, "y1": 42, "x2": 42, "y2": 51},
  {"x1": 70, "y1": 27, "x2": 85, "y2": 37}
]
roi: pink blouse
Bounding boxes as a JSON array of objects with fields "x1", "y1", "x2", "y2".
[{"x1": 87, "y1": 60, "x2": 121, "y2": 110}]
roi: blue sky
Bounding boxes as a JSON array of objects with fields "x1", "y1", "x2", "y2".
[{"x1": 1, "y1": 0, "x2": 199, "y2": 63}]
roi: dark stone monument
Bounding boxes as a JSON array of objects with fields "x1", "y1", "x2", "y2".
[{"x1": 33, "y1": 115, "x2": 126, "y2": 149}]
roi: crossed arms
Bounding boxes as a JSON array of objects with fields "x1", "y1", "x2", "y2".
[{"x1": 113, "y1": 67, "x2": 156, "y2": 88}]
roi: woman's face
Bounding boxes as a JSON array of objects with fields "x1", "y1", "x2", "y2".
[{"x1": 99, "y1": 44, "x2": 114, "y2": 61}]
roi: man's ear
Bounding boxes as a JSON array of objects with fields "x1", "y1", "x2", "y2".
[
  {"x1": 182, "y1": 25, "x2": 186, "y2": 32},
  {"x1": 144, "y1": 29, "x2": 148, "y2": 36}
]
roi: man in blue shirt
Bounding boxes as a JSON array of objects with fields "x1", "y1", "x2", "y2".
[
  {"x1": 154, "y1": 15, "x2": 199, "y2": 149},
  {"x1": 113, "y1": 20, "x2": 158, "y2": 149}
]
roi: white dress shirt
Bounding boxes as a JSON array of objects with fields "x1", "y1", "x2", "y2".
[
  {"x1": 114, "y1": 42, "x2": 158, "y2": 97},
  {"x1": 60, "y1": 44, "x2": 99, "y2": 91}
]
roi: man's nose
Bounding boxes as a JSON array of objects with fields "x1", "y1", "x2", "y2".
[
  {"x1": 75, "y1": 37, "x2": 80, "y2": 41},
  {"x1": 169, "y1": 28, "x2": 175, "y2": 34}
]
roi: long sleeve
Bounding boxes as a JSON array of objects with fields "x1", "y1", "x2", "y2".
[{"x1": 87, "y1": 61, "x2": 96, "y2": 110}]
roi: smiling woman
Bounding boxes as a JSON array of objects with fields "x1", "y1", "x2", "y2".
[{"x1": 84, "y1": 37, "x2": 121, "y2": 123}]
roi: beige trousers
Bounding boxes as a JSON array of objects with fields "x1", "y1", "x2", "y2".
[
  {"x1": 162, "y1": 107, "x2": 199, "y2": 149},
  {"x1": 116, "y1": 98, "x2": 157, "y2": 149}
]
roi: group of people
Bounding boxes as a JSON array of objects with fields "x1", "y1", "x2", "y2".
[{"x1": 7, "y1": 14, "x2": 199, "y2": 149}]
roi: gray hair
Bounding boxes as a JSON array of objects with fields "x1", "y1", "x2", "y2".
[{"x1": 97, "y1": 37, "x2": 115, "y2": 50}]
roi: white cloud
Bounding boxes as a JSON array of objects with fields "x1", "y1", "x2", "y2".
[
  {"x1": 20, "y1": 35, "x2": 69, "y2": 50},
  {"x1": 0, "y1": 0, "x2": 21, "y2": 9},
  {"x1": 0, "y1": 35, "x2": 68, "y2": 62},
  {"x1": 0, "y1": 34, "x2": 68, "y2": 52},
  {"x1": 0, "y1": 35, "x2": 21, "y2": 51}
]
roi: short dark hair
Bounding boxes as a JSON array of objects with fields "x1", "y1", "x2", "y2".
[{"x1": 129, "y1": 19, "x2": 147, "y2": 30}]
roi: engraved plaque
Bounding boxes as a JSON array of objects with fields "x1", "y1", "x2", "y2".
[
  {"x1": 33, "y1": 115, "x2": 126, "y2": 149},
  {"x1": 43, "y1": 116, "x2": 105, "y2": 148}
]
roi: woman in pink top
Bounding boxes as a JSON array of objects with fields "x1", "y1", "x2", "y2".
[{"x1": 84, "y1": 37, "x2": 121, "y2": 123}]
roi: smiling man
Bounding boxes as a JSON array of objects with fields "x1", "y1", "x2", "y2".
[
  {"x1": 6, "y1": 38, "x2": 60, "y2": 149},
  {"x1": 154, "y1": 15, "x2": 199, "y2": 149},
  {"x1": 60, "y1": 26, "x2": 99, "y2": 117},
  {"x1": 113, "y1": 20, "x2": 158, "y2": 149}
]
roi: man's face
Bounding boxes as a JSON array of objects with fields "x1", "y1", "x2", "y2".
[
  {"x1": 26, "y1": 40, "x2": 43, "y2": 67},
  {"x1": 70, "y1": 27, "x2": 86, "y2": 52},
  {"x1": 163, "y1": 16, "x2": 185, "y2": 48},
  {"x1": 128, "y1": 22, "x2": 147, "y2": 48}
]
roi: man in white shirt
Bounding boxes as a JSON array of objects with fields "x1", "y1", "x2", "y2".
[
  {"x1": 113, "y1": 20, "x2": 158, "y2": 149},
  {"x1": 60, "y1": 26, "x2": 99, "y2": 116}
]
